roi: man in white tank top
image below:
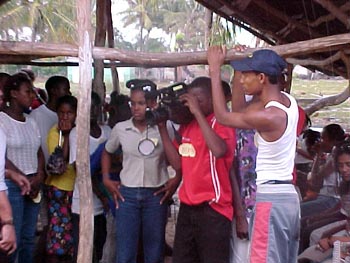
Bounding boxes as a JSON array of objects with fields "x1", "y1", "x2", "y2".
[{"x1": 208, "y1": 47, "x2": 299, "y2": 263}]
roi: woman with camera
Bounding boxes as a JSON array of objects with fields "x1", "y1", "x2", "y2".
[{"x1": 101, "y1": 79, "x2": 177, "y2": 263}]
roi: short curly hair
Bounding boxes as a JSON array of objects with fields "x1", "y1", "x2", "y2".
[{"x1": 3, "y1": 72, "x2": 32, "y2": 103}]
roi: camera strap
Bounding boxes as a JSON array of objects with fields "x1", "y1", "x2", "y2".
[{"x1": 171, "y1": 123, "x2": 182, "y2": 145}]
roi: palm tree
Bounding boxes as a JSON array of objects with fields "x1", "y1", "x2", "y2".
[
  {"x1": 0, "y1": 0, "x2": 77, "y2": 44},
  {"x1": 120, "y1": 0, "x2": 159, "y2": 52}
]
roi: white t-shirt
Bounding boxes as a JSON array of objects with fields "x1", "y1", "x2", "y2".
[
  {"x1": 0, "y1": 112, "x2": 41, "y2": 175},
  {"x1": 0, "y1": 128, "x2": 7, "y2": 192},
  {"x1": 295, "y1": 136, "x2": 313, "y2": 164},
  {"x1": 320, "y1": 154, "x2": 339, "y2": 197},
  {"x1": 30, "y1": 104, "x2": 57, "y2": 163},
  {"x1": 69, "y1": 125, "x2": 111, "y2": 215}
]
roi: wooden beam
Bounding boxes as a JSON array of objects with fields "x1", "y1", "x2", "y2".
[
  {"x1": 313, "y1": 0, "x2": 350, "y2": 29},
  {"x1": 286, "y1": 51, "x2": 342, "y2": 67},
  {"x1": 254, "y1": 1, "x2": 322, "y2": 38},
  {"x1": 0, "y1": 33, "x2": 349, "y2": 68},
  {"x1": 305, "y1": 84, "x2": 350, "y2": 116},
  {"x1": 235, "y1": 0, "x2": 253, "y2": 11},
  {"x1": 76, "y1": 0, "x2": 93, "y2": 262},
  {"x1": 309, "y1": 2, "x2": 350, "y2": 27}
]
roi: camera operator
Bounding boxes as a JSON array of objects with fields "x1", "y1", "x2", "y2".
[
  {"x1": 158, "y1": 76, "x2": 236, "y2": 263},
  {"x1": 144, "y1": 82, "x2": 193, "y2": 127},
  {"x1": 101, "y1": 79, "x2": 176, "y2": 263}
]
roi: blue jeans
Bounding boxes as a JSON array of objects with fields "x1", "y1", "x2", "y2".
[
  {"x1": 115, "y1": 186, "x2": 168, "y2": 263},
  {"x1": 6, "y1": 179, "x2": 40, "y2": 263},
  {"x1": 300, "y1": 195, "x2": 340, "y2": 218}
]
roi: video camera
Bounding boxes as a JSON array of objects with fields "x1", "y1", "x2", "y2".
[{"x1": 145, "y1": 82, "x2": 193, "y2": 126}]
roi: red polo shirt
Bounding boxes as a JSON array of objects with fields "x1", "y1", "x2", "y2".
[{"x1": 176, "y1": 113, "x2": 236, "y2": 220}]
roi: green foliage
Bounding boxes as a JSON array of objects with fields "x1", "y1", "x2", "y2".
[
  {"x1": 209, "y1": 15, "x2": 237, "y2": 46},
  {"x1": 0, "y1": 0, "x2": 77, "y2": 43},
  {"x1": 144, "y1": 37, "x2": 167, "y2": 52}
]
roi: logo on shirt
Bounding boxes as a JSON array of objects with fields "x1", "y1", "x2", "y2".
[{"x1": 179, "y1": 143, "x2": 196, "y2": 157}]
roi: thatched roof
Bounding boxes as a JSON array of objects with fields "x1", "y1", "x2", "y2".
[{"x1": 196, "y1": 0, "x2": 350, "y2": 78}]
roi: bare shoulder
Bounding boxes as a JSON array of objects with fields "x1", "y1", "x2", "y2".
[{"x1": 281, "y1": 92, "x2": 293, "y2": 107}]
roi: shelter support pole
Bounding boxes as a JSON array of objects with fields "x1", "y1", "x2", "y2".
[{"x1": 76, "y1": 0, "x2": 94, "y2": 262}]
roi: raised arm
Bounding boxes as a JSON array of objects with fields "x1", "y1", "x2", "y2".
[
  {"x1": 158, "y1": 123, "x2": 181, "y2": 171},
  {"x1": 230, "y1": 71, "x2": 247, "y2": 112}
]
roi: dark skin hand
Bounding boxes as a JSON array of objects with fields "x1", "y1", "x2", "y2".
[
  {"x1": 103, "y1": 176, "x2": 124, "y2": 208},
  {"x1": 230, "y1": 164, "x2": 249, "y2": 239},
  {"x1": 235, "y1": 214, "x2": 249, "y2": 239},
  {"x1": 154, "y1": 174, "x2": 182, "y2": 205},
  {"x1": 28, "y1": 173, "x2": 44, "y2": 199}
]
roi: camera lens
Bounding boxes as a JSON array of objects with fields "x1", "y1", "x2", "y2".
[{"x1": 145, "y1": 107, "x2": 169, "y2": 126}]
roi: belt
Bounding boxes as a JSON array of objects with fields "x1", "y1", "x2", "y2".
[{"x1": 263, "y1": 180, "x2": 293, "y2": 185}]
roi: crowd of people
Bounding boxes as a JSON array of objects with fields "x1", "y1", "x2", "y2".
[{"x1": 0, "y1": 48, "x2": 349, "y2": 263}]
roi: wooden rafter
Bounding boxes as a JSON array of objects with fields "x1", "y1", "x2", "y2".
[
  {"x1": 235, "y1": 0, "x2": 253, "y2": 11},
  {"x1": 254, "y1": 1, "x2": 322, "y2": 39},
  {"x1": 194, "y1": 0, "x2": 279, "y2": 45},
  {"x1": 313, "y1": 0, "x2": 350, "y2": 29},
  {"x1": 309, "y1": 2, "x2": 350, "y2": 27}
]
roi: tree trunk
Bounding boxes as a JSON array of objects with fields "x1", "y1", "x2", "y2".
[{"x1": 76, "y1": 0, "x2": 94, "y2": 262}]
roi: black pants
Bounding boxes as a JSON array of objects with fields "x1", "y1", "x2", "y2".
[
  {"x1": 173, "y1": 203, "x2": 231, "y2": 263},
  {"x1": 72, "y1": 213, "x2": 107, "y2": 263}
]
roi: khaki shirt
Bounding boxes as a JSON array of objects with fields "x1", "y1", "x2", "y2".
[{"x1": 105, "y1": 118, "x2": 174, "y2": 187}]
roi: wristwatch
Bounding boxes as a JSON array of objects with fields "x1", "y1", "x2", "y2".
[{"x1": 1, "y1": 218, "x2": 14, "y2": 226}]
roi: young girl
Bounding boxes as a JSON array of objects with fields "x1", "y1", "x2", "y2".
[
  {"x1": 45, "y1": 95, "x2": 77, "y2": 263},
  {"x1": 0, "y1": 72, "x2": 45, "y2": 263}
]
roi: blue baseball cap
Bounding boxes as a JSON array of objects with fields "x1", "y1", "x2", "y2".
[{"x1": 230, "y1": 49, "x2": 287, "y2": 76}]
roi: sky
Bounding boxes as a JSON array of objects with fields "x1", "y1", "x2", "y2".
[{"x1": 111, "y1": 0, "x2": 257, "y2": 47}]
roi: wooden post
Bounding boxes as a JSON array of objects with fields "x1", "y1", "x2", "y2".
[{"x1": 76, "y1": 0, "x2": 94, "y2": 263}]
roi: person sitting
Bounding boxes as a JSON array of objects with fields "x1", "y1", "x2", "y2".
[
  {"x1": 298, "y1": 140, "x2": 350, "y2": 262},
  {"x1": 299, "y1": 124, "x2": 346, "y2": 253},
  {"x1": 296, "y1": 129, "x2": 321, "y2": 198},
  {"x1": 301, "y1": 124, "x2": 346, "y2": 216}
]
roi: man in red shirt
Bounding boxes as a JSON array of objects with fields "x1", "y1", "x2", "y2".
[{"x1": 159, "y1": 76, "x2": 236, "y2": 263}]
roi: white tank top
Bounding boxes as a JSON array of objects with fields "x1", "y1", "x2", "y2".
[{"x1": 255, "y1": 92, "x2": 298, "y2": 185}]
